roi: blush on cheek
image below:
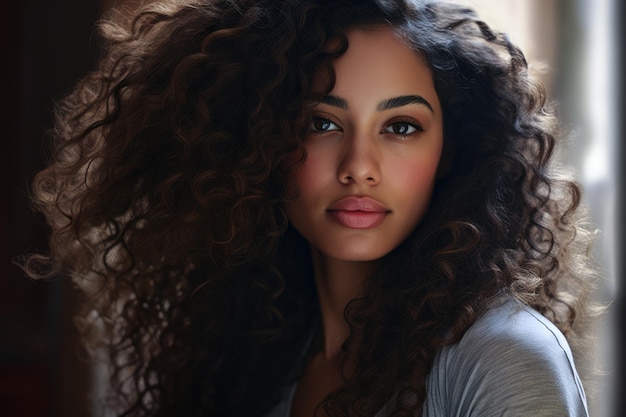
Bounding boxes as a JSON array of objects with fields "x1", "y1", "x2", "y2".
[
  {"x1": 391, "y1": 161, "x2": 440, "y2": 221},
  {"x1": 291, "y1": 154, "x2": 332, "y2": 193},
  {"x1": 291, "y1": 164, "x2": 314, "y2": 191},
  {"x1": 395, "y1": 159, "x2": 440, "y2": 190}
]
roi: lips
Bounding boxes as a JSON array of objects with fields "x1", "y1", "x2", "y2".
[{"x1": 327, "y1": 196, "x2": 390, "y2": 229}]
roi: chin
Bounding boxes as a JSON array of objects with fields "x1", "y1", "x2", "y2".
[{"x1": 323, "y1": 246, "x2": 394, "y2": 263}]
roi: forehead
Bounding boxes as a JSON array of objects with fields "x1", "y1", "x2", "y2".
[
  {"x1": 325, "y1": 26, "x2": 440, "y2": 112},
  {"x1": 336, "y1": 27, "x2": 428, "y2": 76}
]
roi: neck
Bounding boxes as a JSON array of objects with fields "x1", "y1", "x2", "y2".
[{"x1": 310, "y1": 249, "x2": 378, "y2": 360}]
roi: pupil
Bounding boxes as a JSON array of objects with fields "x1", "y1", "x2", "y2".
[{"x1": 315, "y1": 119, "x2": 330, "y2": 130}]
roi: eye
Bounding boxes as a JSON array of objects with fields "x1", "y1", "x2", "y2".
[
  {"x1": 382, "y1": 120, "x2": 423, "y2": 136},
  {"x1": 311, "y1": 117, "x2": 341, "y2": 133}
]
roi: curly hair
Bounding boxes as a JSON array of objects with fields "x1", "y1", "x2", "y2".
[{"x1": 23, "y1": 0, "x2": 596, "y2": 416}]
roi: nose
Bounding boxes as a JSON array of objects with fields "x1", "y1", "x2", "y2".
[{"x1": 337, "y1": 134, "x2": 381, "y2": 186}]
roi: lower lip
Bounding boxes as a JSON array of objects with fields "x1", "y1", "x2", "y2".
[{"x1": 328, "y1": 210, "x2": 388, "y2": 229}]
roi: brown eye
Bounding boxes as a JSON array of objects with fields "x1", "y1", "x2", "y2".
[
  {"x1": 383, "y1": 120, "x2": 423, "y2": 136},
  {"x1": 311, "y1": 117, "x2": 340, "y2": 132}
]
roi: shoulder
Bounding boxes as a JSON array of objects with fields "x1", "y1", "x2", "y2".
[
  {"x1": 460, "y1": 298, "x2": 574, "y2": 359},
  {"x1": 425, "y1": 298, "x2": 589, "y2": 417}
]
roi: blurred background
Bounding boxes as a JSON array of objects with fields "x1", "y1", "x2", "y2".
[{"x1": 1, "y1": 0, "x2": 622, "y2": 416}]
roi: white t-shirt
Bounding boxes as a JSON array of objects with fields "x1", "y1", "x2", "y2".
[
  {"x1": 421, "y1": 298, "x2": 588, "y2": 416},
  {"x1": 265, "y1": 298, "x2": 589, "y2": 417}
]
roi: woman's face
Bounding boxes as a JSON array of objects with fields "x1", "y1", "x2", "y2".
[{"x1": 285, "y1": 27, "x2": 443, "y2": 262}]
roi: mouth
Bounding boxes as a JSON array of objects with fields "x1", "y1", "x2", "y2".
[{"x1": 327, "y1": 196, "x2": 390, "y2": 229}]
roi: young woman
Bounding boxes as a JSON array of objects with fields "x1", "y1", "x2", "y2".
[{"x1": 24, "y1": 0, "x2": 596, "y2": 415}]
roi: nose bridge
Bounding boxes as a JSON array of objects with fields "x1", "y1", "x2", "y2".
[{"x1": 337, "y1": 129, "x2": 380, "y2": 185}]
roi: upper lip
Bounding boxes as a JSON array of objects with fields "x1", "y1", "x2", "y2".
[{"x1": 327, "y1": 196, "x2": 390, "y2": 212}]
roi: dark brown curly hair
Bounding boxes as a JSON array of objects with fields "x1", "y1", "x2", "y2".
[{"x1": 23, "y1": 0, "x2": 596, "y2": 415}]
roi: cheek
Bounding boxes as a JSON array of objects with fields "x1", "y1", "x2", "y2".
[
  {"x1": 291, "y1": 150, "x2": 333, "y2": 195},
  {"x1": 396, "y1": 152, "x2": 440, "y2": 186},
  {"x1": 390, "y1": 154, "x2": 441, "y2": 209},
  {"x1": 284, "y1": 149, "x2": 317, "y2": 200}
]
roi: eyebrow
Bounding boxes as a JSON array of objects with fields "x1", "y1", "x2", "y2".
[
  {"x1": 320, "y1": 95, "x2": 349, "y2": 110},
  {"x1": 377, "y1": 95, "x2": 434, "y2": 113},
  {"x1": 320, "y1": 94, "x2": 434, "y2": 113}
]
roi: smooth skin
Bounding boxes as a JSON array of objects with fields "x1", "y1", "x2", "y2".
[{"x1": 284, "y1": 26, "x2": 444, "y2": 417}]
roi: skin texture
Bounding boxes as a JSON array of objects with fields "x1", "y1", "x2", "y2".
[
  {"x1": 285, "y1": 27, "x2": 444, "y2": 417},
  {"x1": 284, "y1": 27, "x2": 443, "y2": 265}
]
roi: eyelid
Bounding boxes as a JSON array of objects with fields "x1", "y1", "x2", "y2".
[
  {"x1": 310, "y1": 113, "x2": 343, "y2": 134},
  {"x1": 383, "y1": 116, "x2": 424, "y2": 136},
  {"x1": 311, "y1": 110, "x2": 340, "y2": 121},
  {"x1": 389, "y1": 116, "x2": 424, "y2": 129}
]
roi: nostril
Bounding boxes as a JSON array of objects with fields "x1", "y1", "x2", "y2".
[{"x1": 342, "y1": 175, "x2": 355, "y2": 184}]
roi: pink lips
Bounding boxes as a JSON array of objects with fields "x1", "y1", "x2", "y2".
[{"x1": 327, "y1": 196, "x2": 390, "y2": 229}]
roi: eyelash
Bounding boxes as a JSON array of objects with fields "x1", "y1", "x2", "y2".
[
  {"x1": 309, "y1": 116, "x2": 424, "y2": 138},
  {"x1": 310, "y1": 117, "x2": 341, "y2": 134},
  {"x1": 383, "y1": 119, "x2": 424, "y2": 138}
]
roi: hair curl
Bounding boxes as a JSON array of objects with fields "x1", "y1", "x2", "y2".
[{"x1": 23, "y1": 0, "x2": 596, "y2": 416}]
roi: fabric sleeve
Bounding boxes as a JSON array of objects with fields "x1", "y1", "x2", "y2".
[{"x1": 424, "y1": 301, "x2": 589, "y2": 417}]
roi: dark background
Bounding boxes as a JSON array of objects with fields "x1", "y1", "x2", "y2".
[
  {"x1": 2, "y1": 1, "x2": 112, "y2": 416},
  {"x1": 1, "y1": 1, "x2": 624, "y2": 417}
]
